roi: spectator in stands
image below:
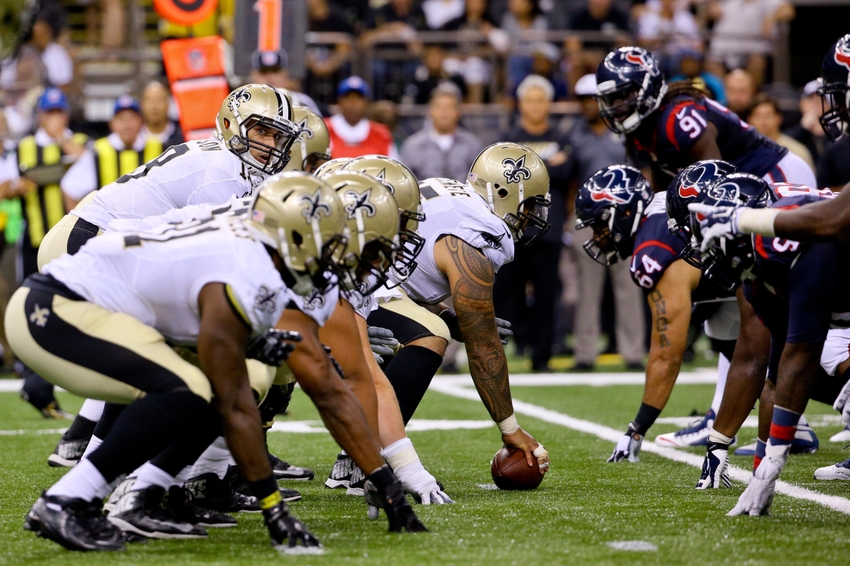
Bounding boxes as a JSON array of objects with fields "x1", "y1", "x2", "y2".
[
  {"x1": 440, "y1": 0, "x2": 497, "y2": 103},
  {"x1": 747, "y1": 93, "x2": 815, "y2": 171},
  {"x1": 361, "y1": 0, "x2": 429, "y2": 101},
  {"x1": 669, "y1": 48, "x2": 727, "y2": 105},
  {"x1": 368, "y1": 100, "x2": 402, "y2": 154},
  {"x1": 400, "y1": 83, "x2": 482, "y2": 180},
  {"x1": 784, "y1": 79, "x2": 829, "y2": 166},
  {"x1": 62, "y1": 96, "x2": 162, "y2": 209},
  {"x1": 521, "y1": 43, "x2": 568, "y2": 101},
  {"x1": 405, "y1": 44, "x2": 468, "y2": 104},
  {"x1": 494, "y1": 75, "x2": 570, "y2": 372},
  {"x1": 636, "y1": 0, "x2": 701, "y2": 75},
  {"x1": 250, "y1": 50, "x2": 322, "y2": 115},
  {"x1": 723, "y1": 68, "x2": 757, "y2": 116},
  {"x1": 325, "y1": 76, "x2": 398, "y2": 159},
  {"x1": 307, "y1": 0, "x2": 354, "y2": 105},
  {"x1": 140, "y1": 81, "x2": 183, "y2": 149},
  {"x1": 705, "y1": 0, "x2": 795, "y2": 87},
  {"x1": 566, "y1": 74, "x2": 646, "y2": 371},
  {"x1": 563, "y1": 0, "x2": 631, "y2": 93},
  {"x1": 422, "y1": 0, "x2": 465, "y2": 29},
  {"x1": 500, "y1": 0, "x2": 549, "y2": 93},
  {"x1": 82, "y1": 0, "x2": 127, "y2": 49}
]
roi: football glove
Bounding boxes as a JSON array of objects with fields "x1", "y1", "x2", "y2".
[
  {"x1": 687, "y1": 203, "x2": 742, "y2": 252},
  {"x1": 696, "y1": 440, "x2": 732, "y2": 489},
  {"x1": 368, "y1": 326, "x2": 400, "y2": 365},
  {"x1": 393, "y1": 461, "x2": 454, "y2": 505},
  {"x1": 246, "y1": 329, "x2": 302, "y2": 366},
  {"x1": 363, "y1": 465, "x2": 428, "y2": 532},
  {"x1": 262, "y1": 500, "x2": 322, "y2": 549},
  {"x1": 608, "y1": 423, "x2": 643, "y2": 463},
  {"x1": 727, "y1": 442, "x2": 789, "y2": 517},
  {"x1": 438, "y1": 310, "x2": 513, "y2": 344}
]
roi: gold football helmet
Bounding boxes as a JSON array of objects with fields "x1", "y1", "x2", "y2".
[
  {"x1": 314, "y1": 157, "x2": 352, "y2": 177},
  {"x1": 467, "y1": 142, "x2": 551, "y2": 245},
  {"x1": 321, "y1": 170, "x2": 401, "y2": 294},
  {"x1": 215, "y1": 84, "x2": 301, "y2": 176},
  {"x1": 344, "y1": 154, "x2": 425, "y2": 283},
  {"x1": 283, "y1": 105, "x2": 331, "y2": 173},
  {"x1": 248, "y1": 171, "x2": 348, "y2": 295}
]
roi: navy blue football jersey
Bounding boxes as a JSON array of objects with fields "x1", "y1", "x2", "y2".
[{"x1": 630, "y1": 95, "x2": 786, "y2": 177}]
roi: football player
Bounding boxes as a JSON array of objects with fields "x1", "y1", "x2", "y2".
[
  {"x1": 687, "y1": 35, "x2": 850, "y2": 246},
  {"x1": 365, "y1": 143, "x2": 552, "y2": 476},
  {"x1": 594, "y1": 47, "x2": 816, "y2": 194},
  {"x1": 688, "y1": 175, "x2": 850, "y2": 513},
  {"x1": 8, "y1": 176, "x2": 356, "y2": 551},
  {"x1": 282, "y1": 105, "x2": 331, "y2": 174}
]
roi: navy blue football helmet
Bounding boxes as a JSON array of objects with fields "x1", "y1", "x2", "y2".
[
  {"x1": 689, "y1": 173, "x2": 776, "y2": 291},
  {"x1": 819, "y1": 34, "x2": 850, "y2": 142},
  {"x1": 575, "y1": 165, "x2": 653, "y2": 265},
  {"x1": 595, "y1": 47, "x2": 668, "y2": 134}
]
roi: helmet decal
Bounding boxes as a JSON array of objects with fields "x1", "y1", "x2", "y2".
[
  {"x1": 344, "y1": 188, "x2": 377, "y2": 219},
  {"x1": 227, "y1": 88, "x2": 252, "y2": 112},
  {"x1": 300, "y1": 190, "x2": 332, "y2": 221},
  {"x1": 502, "y1": 155, "x2": 532, "y2": 184}
]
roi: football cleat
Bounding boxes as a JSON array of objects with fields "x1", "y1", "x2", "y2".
[
  {"x1": 165, "y1": 485, "x2": 237, "y2": 528},
  {"x1": 185, "y1": 472, "x2": 262, "y2": 513},
  {"x1": 269, "y1": 453, "x2": 314, "y2": 481},
  {"x1": 345, "y1": 465, "x2": 366, "y2": 496},
  {"x1": 814, "y1": 457, "x2": 850, "y2": 480},
  {"x1": 225, "y1": 465, "x2": 302, "y2": 503},
  {"x1": 47, "y1": 436, "x2": 90, "y2": 468},
  {"x1": 25, "y1": 493, "x2": 125, "y2": 551},
  {"x1": 325, "y1": 453, "x2": 354, "y2": 489},
  {"x1": 107, "y1": 486, "x2": 207, "y2": 539},
  {"x1": 40, "y1": 401, "x2": 73, "y2": 420},
  {"x1": 656, "y1": 410, "x2": 727, "y2": 447},
  {"x1": 735, "y1": 418, "x2": 819, "y2": 456},
  {"x1": 104, "y1": 476, "x2": 136, "y2": 513},
  {"x1": 829, "y1": 424, "x2": 850, "y2": 443},
  {"x1": 695, "y1": 441, "x2": 732, "y2": 489}
]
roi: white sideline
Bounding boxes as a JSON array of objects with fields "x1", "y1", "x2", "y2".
[{"x1": 430, "y1": 378, "x2": 850, "y2": 516}]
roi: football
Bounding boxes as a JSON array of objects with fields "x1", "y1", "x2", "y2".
[{"x1": 490, "y1": 447, "x2": 544, "y2": 490}]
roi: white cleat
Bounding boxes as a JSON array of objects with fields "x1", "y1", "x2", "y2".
[
  {"x1": 655, "y1": 410, "x2": 716, "y2": 447},
  {"x1": 814, "y1": 457, "x2": 850, "y2": 480},
  {"x1": 829, "y1": 425, "x2": 850, "y2": 443}
]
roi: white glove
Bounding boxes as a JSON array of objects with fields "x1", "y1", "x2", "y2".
[
  {"x1": 393, "y1": 461, "x2": 454, "y2": 505},
  {"x1": 833, "y1": 379, "x2": 850, "y2": 428},
  {"x1": 687, "y1": 203, "x2": 742, "y2": 251},
  {"x1": 696, "y1": 441, "x2": 732, "y2": 489},
  {"x1": 608, "y1": 424, "x2": 643, "y2": 463},
  {"x1": 727, "y1": 443, "x2": 788, "y2": 517}
]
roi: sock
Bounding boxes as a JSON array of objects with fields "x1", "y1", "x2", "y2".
[
  {"x1": 46, "y1": 459, "x2": 107, "y2": 500},
  {"x1": 384, "y1": 345, "x2": 443, "y2": 424},
  {"x1": 87, "y1": 391, "x2": 207, "y2": 483},
  {"x1": 753, "y1": 438, "x2": 766, "y2": 470},
  {"x1": 710, "y1": 353, "x2": 730, "y2": 414},
  {"x1": 769, "y1": 405, "x2": 801, "y2": 447},
  {"x1": 632, "y1": 403, "x2": 662, "y2": 435},
  {"x1": 131, "y1": 462, "x2": 175, "y2": 491},
  {"x1": 62, "y1": 415, "x2": 98, "y2": 443},
  {"x1": 78, "y1": 398, "x2": 106, "y2": 421},
  {"x1": 81, "y1": 435, "x2": 103, "y2": 460},
  {"x1": 708, "y1": 428, "x2": 734, "y2": 446},
  {"x1": 190, "y1": 437, "x2": 233, "y2": 480},
  {"x1": 149, "y1": 403, "x2": 221, "y2": 477},
  {"x1": 174, "y1": 465, "x2": 194, "y2": 486}
]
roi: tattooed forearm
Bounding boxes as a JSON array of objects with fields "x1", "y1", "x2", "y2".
[
  {"x1": 446, "y1": 236, "x2": 514, "y2": 421},
  {"x1": 648, "y1": 289, "x2": 671, "y2": 348}
]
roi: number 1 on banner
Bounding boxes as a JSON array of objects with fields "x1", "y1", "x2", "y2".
[{"x1": 254, "y1": 0, "x2": 281, "y2": 52}]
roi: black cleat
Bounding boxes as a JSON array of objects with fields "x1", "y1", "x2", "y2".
[
  {"x1": 47, "y1": 436, "x2": 89, "y2": 467},
  {"x1": 226, "y1": 465, "x2": 302, "y2": 503},
  {"x1": 25, "y1": 493, "x2": 125, "y2": 551},
  {"x1": 346, "y1": 465, "x2": 366, "y2": 496},
  {"x1": 325, "y1": 453, "x2": 354, "y2": 489},
  {"x1": 185, "y1": 472, "x2": 262, "y2": 513},
  {"x1": 269, "y1": 453, "x2": 314, "y2": 481},
  {"x1": 107, "y1": 486, "x2": 207, "y2": 539},
  {"x1": 165, "y1": 485, "x2": 237, "y2": 528}
]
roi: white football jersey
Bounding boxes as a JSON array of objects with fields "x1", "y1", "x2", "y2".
[
  {"x1": 74, "y1": 139, "x2": 261, "y2": 231},
  {"x1": 106, "y1": 195, "x2": 251, "y2": 233},
  {"x1": 287, "y1": 286, "x2": 340, "y2": 327},
  {"x1": 402, "y1": 177, "x2": 514, "y2": 304},
  {"x1": 44, "y1": 216, "x2": 286, "y2": 345}
]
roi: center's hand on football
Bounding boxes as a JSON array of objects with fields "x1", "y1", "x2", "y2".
[{"x1": 502, "y1": 427, "x2": 548, "y2": 473}]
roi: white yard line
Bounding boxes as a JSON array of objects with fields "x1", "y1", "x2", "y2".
[{"x1": 430, "y1": 378, "x2": 850, "y2": 516}]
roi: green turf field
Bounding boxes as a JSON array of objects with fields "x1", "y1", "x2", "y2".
[{"x1": 1, "y1": 373, "x2": 848, "y2": 565}]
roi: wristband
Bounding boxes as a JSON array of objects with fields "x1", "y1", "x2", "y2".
[
  {"x1": 497, "y1": 413, "x2": 519, "y2": 435},
  {"x1": 248, "y1": 475, "x2": 281, "y2": 509},
  {"x1": 737, "y1": 208, "x2": 779, "y2": 237}
]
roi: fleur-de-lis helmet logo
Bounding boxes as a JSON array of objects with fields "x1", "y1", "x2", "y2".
[
  {"x1": 344, "y1": 188, "x2": 377, "y2": 219},
  {"x1": 501, "y1": 155, "x2": 532, "y2": 184},
  {"x1": 300, "y1": 189, "x2": 331, "y2": 221}
]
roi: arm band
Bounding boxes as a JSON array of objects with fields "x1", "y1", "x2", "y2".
[
  {"x1": 497, "y1": 413, "x2": 520, "y2": 435},
  {"x1": 737, "y1": 208, "x2": 779, "y2": 237}
]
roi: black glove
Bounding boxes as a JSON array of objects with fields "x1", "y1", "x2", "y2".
[
  {"x1": 258, "y1": 382, "x2": 295, "y2": 423},
  {"x1": 246, "y1": 329, "x2": 302, "y2": 366},
  {"x1": 363, "y1": 465, "x2": 428, "y2": 533},
  {"x1": 439, "y1": 310, "x2": 513, "y2": 344},
  {"x1": 262, "y1": 500, "x2": 322, "y2": 549},
  {"x1": 322, "y1": 344, "x2": 345, "y2": 379}
]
